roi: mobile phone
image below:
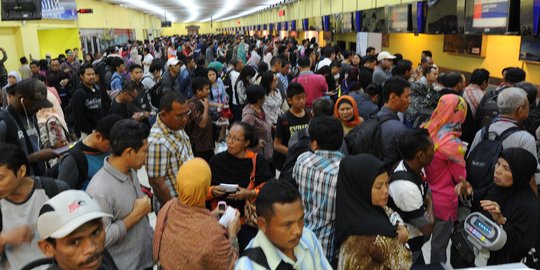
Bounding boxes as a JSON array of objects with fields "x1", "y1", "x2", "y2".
[{"x1": 217, "y1": 201, "x2": 227, "y2": 219}]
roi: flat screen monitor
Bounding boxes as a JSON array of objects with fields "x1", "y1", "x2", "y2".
[
  {"x1": 443, "y1": 34, "x2": 484, "y2": 56},
  {"x1": 336, "y1": 12, "x2": 354, "y2": 33},
  {"x1": 465, "y1": 0, "x2": 518, "y2": 34},
  {"x1": 426, "y1": 0, "x2": 459, "y2": 34},
  {"x1": 361, "y1": 7, "x2": 388, "y2": 33},
  {"x1": 1, "y1": 0, "x2": 41, "y2": 21},
  {"x1": 388, "y1": 4, "x2": 412, "y2": 32},
  {"x1": 519, "y1": 36, "x2": 540, "y2": 62}
]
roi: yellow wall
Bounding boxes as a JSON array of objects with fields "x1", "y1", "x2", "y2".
[
  {"x1": 162, "y1": 22, "x2": 222, "y2": 36},
  {"x1": 0, "y1": 28, "x2": 23, "y2": 75},
  {"x1": 37, "y1": 28, "x2": 81, "y2": 59}
]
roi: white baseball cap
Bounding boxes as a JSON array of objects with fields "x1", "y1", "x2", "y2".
[
  {"x1": 166, "y1": 58, "x2": 181, "y2": 67},
  {"x1": 38, "y1": 190, "x2": 111, "y2": 239},
  {"x1": 377, "y1": 51, "x2": 396, "y2": 62}
]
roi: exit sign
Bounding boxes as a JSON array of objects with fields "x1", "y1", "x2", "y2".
[
  {"x1": 77, "y1": 9, "x2": 93, "y2": 14},
  {"x1": 278, "y1": 9, "x2": 285, "y2": 17}
]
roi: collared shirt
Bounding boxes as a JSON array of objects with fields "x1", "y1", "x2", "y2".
[
  {"x1": 86, "y1": 158, "x2": 153, "y2": 270},
  {"x1": 146, "y1": 115, "x2": 193, "y2": 199},
  {"x1": 277, "y1": 72, "x2": 289, "y2": 96},
  {"x1": 293, "y1": 150, "x2": 345, "y2": 262},
  {"x1": 234, "y1": 228, "x2": 332, "y2": 270}
]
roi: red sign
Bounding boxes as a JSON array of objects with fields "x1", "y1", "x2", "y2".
[{"x1": 278, "y1": 9, "x2": 285, "y2": 17}]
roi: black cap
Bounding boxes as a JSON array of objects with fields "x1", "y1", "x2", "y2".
[
  {"x1": 15, "y1": 79, "x2": 53, "y2": 108},
  {"x1": 504, "y1": 68, "x2": 526, "y2": 84}
]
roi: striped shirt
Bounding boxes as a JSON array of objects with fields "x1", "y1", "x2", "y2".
[
  {"x1": 293, "y1": 150, "x2": 344, "y2": 262},
  {"x1": 146, "y1": 115, "x2": 193, "y2": 199},
  {"x1": 462, "y1": 83, "x2": 485, "y2": 117},
  {"x1": 234, "y1": 228, "x2": 332, "y2": 270}
]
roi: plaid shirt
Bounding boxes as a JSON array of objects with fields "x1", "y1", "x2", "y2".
[
  {"x1": 146, "y1": 116, "x2": 193, "y2": 199},
  {"x1": 293, "y1": 150, "x2": 344, "y2": 262}
]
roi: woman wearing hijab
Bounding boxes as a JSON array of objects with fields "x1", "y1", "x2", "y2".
[
  {"x1": 334, "y1": 95, "x2": 361, "y2": 135},
  {"x1": 153, "y1": 158, "x2": 241, "y2": 270},
  {"x1": 335, "y1": 154, "x2": 412, "y2": 270},
  {"x1": 479, "y1": 148, "x2": 539, "y2": 265},
  {"x1": 1, "y1": 71, "x2": 21, "y2": 108},
  {"x1": 423, "y1": 94, "x2": 472, "y2": 264},
  {"x1": 208, "y1": 122, "x2": 274, "y2": 251}
]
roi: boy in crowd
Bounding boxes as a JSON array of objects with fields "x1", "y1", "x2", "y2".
[{"x1": 186, "y1": 77, "x2": 214, "y2": 162}]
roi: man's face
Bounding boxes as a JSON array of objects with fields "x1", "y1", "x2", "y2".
[
  {"x1": 426, "y1": 69, "x2": 438, "y2": 84},
  {"x1": 257, "y1": 199, "x2": 304, "y2": 254},
  {"x1": 0, "y1": 165, "x2": 24, "y2": 199},
  {"x1": 39, "y1": 220, "x2": 106, "y2": 270},
  {"x1": 67, "y1": 54, "x2": 74, "y2": 62},
  {"x1": 281, "y1": 64, "x2": 290, "y2": 75},
  {"x1": 170, "y1": 64, "x2": 181, "y2": 76},
  {"x1": 131, "y1": 68, "x2": 143, "y2": 83},
  {"x1": 235, "y1": 61, "x2": 244, "y2": 72},
  {"x1": 80, "y1": 68, "x2": 96, "y2": 86},
  {"x1": 30, "y1": 64, "x2": 40, "y2": 74},
  {"x1": 188, "y1": 59, "x2": 196, "y2": 69},
  {"x1": 129, "y1": 139, "x2": 149, "y2": 170},
  {"x1": 397, "y1": 87, "x2": 412, "y2": 112},
  {"x1": 50, "y1": 61, "x2": 60, "y2": 72},
  {"x1": 161, "y1": 101, "x2": 190, "y2": 130},
  {"x1": 381, "y1": 59, "x2": 393, "y2": 69}
]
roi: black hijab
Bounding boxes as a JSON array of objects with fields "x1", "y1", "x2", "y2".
[{"x1": 335, "y1": 154, "x2": 397, "y2": 248}]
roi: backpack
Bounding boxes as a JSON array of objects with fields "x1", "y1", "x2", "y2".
[
  {"x1": 38, "y1": 114, "x2": 75, "y2": 150},
  {"x1": 465, "y1": 124, "x2": 521, "y2": 209},
  {"x1": 43, "y1": 142, "x2": 89, "y2": 189},
  {"x1": 344, "y1": 114, "x2": 399, "y2": 159},
  {"x1": 241, "y1": 247, "x2": 294, "y2": 270},
  {"x1": 141, "y1": 75, "x2": 162, "y2": 109},
  {"x1": 278, "y1": 128, "x2": 311, "y2": 188},
  {"x1": 222, "y1": 69, "x2": 234, "y2": 101},
  {"x1": 475, "y1": 87, "x2": 508, "y2": 128},
  {"x1": 412, "y1": 90, "x2": 443, "y2": 128}
]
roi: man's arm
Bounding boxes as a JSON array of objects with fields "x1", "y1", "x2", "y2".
[
  {"x1": 146, "y1": 142, "x2": 173, "y2": 205},
  {"x1": 148, "y1": 176, "x2": 173, "y2": 205},
  {"x1": 0, "y1": 48, "x2": 7, "y2": 64},
  {"x1": 57, "y1": 155, "x2": 80, "y2": 188},
  {"x1": 274, "y1": 137, "x2": 288, "y2": 155}
]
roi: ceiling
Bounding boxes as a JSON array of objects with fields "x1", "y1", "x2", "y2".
[{"x1": 104, "y1": 0, "x2": 285, "y2": 23}]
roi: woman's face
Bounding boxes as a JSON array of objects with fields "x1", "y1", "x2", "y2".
[
  {"x1": 371, "y1": 172, "x2": 389, "y2": 207},
  {"x1": 7, "y1": 76, "x2": 16, "y2": 85},
  {"x1": 494, "y1": 158, "x2": 513, "y2": 188},
  {"x1": 226, "y1": 125, "x2": 250, "y2": 156},
  {"x1": 352, "y1": 55, "x2": 361, "y2": 66},
  {"x1": 338, "y1": 103, "x2": 354, "y2": 122},
  {"x1": 208, "y1": 70, "x2": 217, "y2": 83}
]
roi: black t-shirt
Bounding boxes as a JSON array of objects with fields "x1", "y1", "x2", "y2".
[
  {"x1": 109, "y1": 99, "x2": 130, "y2": 119},
  {"x1": 275, "y1": 110, "x2": 311, "y2": 147}
]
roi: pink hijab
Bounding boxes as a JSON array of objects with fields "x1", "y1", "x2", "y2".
[{"x1": 423, "y1": 94, "x2": 468, "y2": 167}]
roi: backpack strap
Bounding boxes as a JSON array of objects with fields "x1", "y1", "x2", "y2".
[
  {"x1": 377, "y1": 113, "x2": 400, "y2": 125},
  {"x1": 67, "y1": 144, "x2": 89, "y2": 189},
  {"x1": 388, "y1": 170, "x2": 427, "y2": 221},
  {"x1": 35, "y1": 176, "x2": 59, "y2": 198},
  {"x1": 496, "y1": 126, "x2": 522, "y2": 142},
  {"x1": 241, "y1": 247, "x2": 271, "y2": 269}
]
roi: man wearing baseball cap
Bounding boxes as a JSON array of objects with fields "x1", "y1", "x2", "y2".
[
  {"x1": 373, "y1": 51, "x2": 396, "y2": 85},
  {"x1": 160, "y1": 57, "x2": 182, "y2": 93},
  {"x1": 34, "y1": 190, "x2": 118, "y2": 270},
  {"x1": 0, "y1": 78, "x2": 58, "y2": 176}
]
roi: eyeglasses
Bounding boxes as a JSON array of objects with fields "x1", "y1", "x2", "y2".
[
  {"x1": 174, "y1": 109, "x2": 192, "y2": 120},
  {"x1": 226, "y1": 135, "x2": 245, "y2": 143}
]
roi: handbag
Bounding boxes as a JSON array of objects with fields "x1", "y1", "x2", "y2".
[
  {"x1": 244, "y1": 152, "x2": 262, "y2": 228},
  {"x1": 450, "y1": 221, "x2": 476, "y2": 268}
]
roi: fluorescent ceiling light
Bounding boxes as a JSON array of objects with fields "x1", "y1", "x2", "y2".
[
  {"x1": 176, "y1": 0, "x2": 200, "y2": 22},
  {"x1": 216, "y1": 0, "x2": 282, "y2": 22},
  {"x1": 199, "y1": 0, "x2": 241, "y2": 22},
  {"x1": 115, "y1": 0, "x2": 177, "y2": 22}
]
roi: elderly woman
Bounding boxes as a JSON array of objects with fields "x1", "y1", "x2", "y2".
[
  {"x1": 208, "y1": 122, "x2": 273, "y2": 251},
  {"x1": 334, "y1": 95, "x2": 361, "y2": 135},
  {"x1": 479, "y1": 148, "x2": 539, "y2": 265},
  {"x1": 154, "y1": 158, "x2": 241, "y2": 270}
]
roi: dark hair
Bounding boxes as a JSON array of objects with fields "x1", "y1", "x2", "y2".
[
  {"x1": 29, "y1": 60, "x2": 39, "y2": 67},
  {"x1": 366, "y1": 47, "x2": 376, "y2": 54},
  {"x1": 504, "y1": 68, "x2": 526, "y2": 84},
  {"x1": 312, "y1": 97, "x2": 334, "y2": 116},
  {"x1": 0, "y1": 144, "x2": 29, "y2": 175},
  {"x1": 260, "y1": 71, "x2": 275, "y2": 95},
  {"x1": 309, "y1": 115, "x2": 343, "y2": 151},
  {"x1": 392, "y1": 60, "x2": 413, "y2": 77},
  {"x1": 323, "y1": 47, "x2": 335, "y2": 58},
  {"x1": 286, "y1": 82, "x2": 305, "y2": 98},
  {"x1": 129, "y1": 64, "x2": 143, "y2": 73},
  {"x1": 392, "y1": 53, "x2": 404, "y2": 65},
  {"x1": 342, "y1": 50, "x2": 351, "y2": 59},
  {"x1": 109, "y1": 119, "x2": 150, "y2": 156},
  {"x1": 122, "y1": 81, "x2": 139, "y2": 92},
  {"x1": 192, "y1": 76, "x2": 211, "y2": 92},
  {"x1": 95, "y1": 114, "x2": 123, "y2": 140},
  {"x1": 20, "y1": 56, "x2": 28, "y2": 65},
  {"x1": 239, "y1": 65, "x2": 256, "y2": 88},
  {"x1": 515, "y1": 82, "x2": 538, "y2": 108},
  {"x1": 382, "y1": 76, "x2": 411, "y2": 103},
  {"x1": 442, "y1": 71, "x2": 463, "y2": 88},
  {"x1": 232, "y1": 122, "x2": 258, "y2": 148},
  {"x1": 422, "y1": 50, "x2": 433, "y2": 57},
  {"x1": 257, "y1": 61, "x2": 269, "y2": 74},
  {"x1": 365, "y1": 82, "x2": 382, "y2": 97},
  {"x1": 280, "y1": 58, "x2": 290, "y2": 68},
  {"x1": 362, "y1": 54, "x2": 377, "y2": 63},
  {"x1": 143, "y1": 48, "x2": 150, "y2": 54},
  {"x1": 246, "y1": 85, "x2": 266, "y2": 104},
  {"x1": 470, "y1": 68, "x2": 490, "y2": 85},
  {"x1": 329, "y1": 60, "x2": 341, "y2": 69},
  {"x1": 196, "y1": 58, "x2": 206, "y2": 67},
  {"x1": 111, "y1": 57, "x2": 125, "y2": 70},
  {"x1": 298, "y1": 56, "x2": 311, "y2": 68},
  {"x1": 78, "y1": 63, "x2": 95, "y2": 77},
  {"x1": 159, "y1": 91, "x2": 186, "y2": 112},
  {"x1": 255, "y1": 180, "x2": 302, "y2": 220},
  {"x1": 423, "y1": 65, "x2": 437, "y2": 76},
  {"x1": 5, "y1": 84, "x2": 17, "y2": 96},
  {"x1": 270, "y1": 56, "x2": 283, "y2": 67},
  {"x1": 149, "y1": 62, "x2": 163, "y2": 73},
  {"x1": 399, "y1": 128, "x2": 432, "y2": 160}
]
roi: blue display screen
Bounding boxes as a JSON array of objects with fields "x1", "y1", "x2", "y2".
[{"x1": 475, "y1": 220, "x2": 492, "y2": 234}]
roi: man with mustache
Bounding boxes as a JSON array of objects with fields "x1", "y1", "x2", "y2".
[{"x1": 36, "y1": 190, "x2": 118, "y2": 270}]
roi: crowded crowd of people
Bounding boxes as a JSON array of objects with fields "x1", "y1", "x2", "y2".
[{"x1": 0, "y1": 32, "x2": 538, "y2": 270}]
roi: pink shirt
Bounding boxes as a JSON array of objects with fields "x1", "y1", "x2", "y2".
[
  {"x1": 293, "y1": 72, "x2": 328, "y2": 108},
  {"x1": 425, "y1": 151, "x2": 466, "y2": 221}
]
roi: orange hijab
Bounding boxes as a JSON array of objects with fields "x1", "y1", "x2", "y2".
[
  {"x1": 334, "y1": 95, "x2": 361, "y2": 128},
  {"x1": 423, "y1": 94, "x2": 468, "y2": 167}
]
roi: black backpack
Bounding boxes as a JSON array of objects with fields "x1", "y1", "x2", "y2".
[
  {"x1": 475, "y1": 87, "x2": 509, "y2": 128},
  {"x1": 222, "y1": 69, "x2": 234, "y2": 101},
  {"x1": 43, "y1": 143, "x2": 89, "y2": 189},
  {"x1": 278, "y1": 128, "x2": 311, "y2": 188},
  {"x1": 412, "y1": 90, "x2": 443, "y2": 128},
  {"x1": 241, "y1": 247, "x2": 293, "y2": 270},
  {"x1": 465, "y1": 124, "x2": 521, "y2": 210},
  {"x1": 344, "y1": 114, "x2": 399, "y2": 159},
  {"x1": 142, "y1": 76, "x2": 163, "y2": 108}
]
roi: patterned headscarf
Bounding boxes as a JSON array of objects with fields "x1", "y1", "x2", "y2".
[{"x1": 423, "y1": 94, "x2": 468, "y2": 166}]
